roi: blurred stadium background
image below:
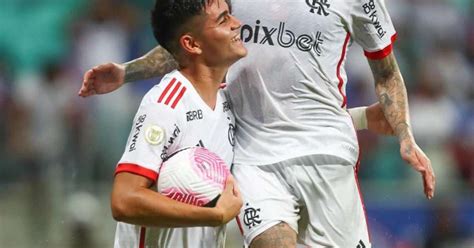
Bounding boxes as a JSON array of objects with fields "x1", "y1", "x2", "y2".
[{"x1": 0, "y1": 0, "x2": 472, "y2": 247}]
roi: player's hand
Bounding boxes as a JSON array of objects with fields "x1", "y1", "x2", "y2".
[
  {"x1": 400, "y1": 139, "x2": 435, "y2": 199},
  {"x1": 78, "y1": 63, "x2": 126, "y2": 97},
  {"x1": 366, "y1": 103, "x2": 395, "y2": 136},
  {"x1": 214, "y1": 175, "x2": 242, "y2": 225}
]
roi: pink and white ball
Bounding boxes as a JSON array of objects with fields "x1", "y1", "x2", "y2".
[{"x1": 157, "y1": 147, "x2": 230, "y2": 207}]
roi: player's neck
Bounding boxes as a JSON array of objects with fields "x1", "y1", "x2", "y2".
[{"x1": 180, "y1": 64, "x2": 227, "y2": 110}]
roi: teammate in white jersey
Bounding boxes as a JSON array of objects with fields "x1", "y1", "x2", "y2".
[
  {"x1": 80, "y1": 0, "x2": 436, "y2": 247},
  {"x1": 110, "y1": 0, "x2": 246, "y2": 247}
]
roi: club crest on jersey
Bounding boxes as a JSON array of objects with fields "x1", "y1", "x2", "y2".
[
  {"x1": 145, "y1": 125, "x2": 165, "y2": 145},
  {"x1": 243, "y1": 203, "x2": 262, "y2": 229},
  {"x1": 306, "y1": 0, "x2": 330, "y2": 16}
]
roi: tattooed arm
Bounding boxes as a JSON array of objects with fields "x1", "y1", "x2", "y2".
[
  {"x1": 124, "y1": 45, "x2": 178, "y2": 82},
  {"x1": 368, "y1": 53, "x2": 435, "y2": 199},
  {"x1": 78, "y1": 46, "x2": 178, "y2": 97}
]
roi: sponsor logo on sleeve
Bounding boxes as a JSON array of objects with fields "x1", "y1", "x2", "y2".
[
  {"x1": 129, "y1": 114, "x2": 147, "y2": 152},
  {"x1": 145, "y1": 125, "x2": 165, "y2": 145},
  {"x1": 362, "y1": 0, "x2": 387, "y2": 38}
]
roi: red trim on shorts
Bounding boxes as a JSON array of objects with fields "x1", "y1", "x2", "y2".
[
  {"x1": 158, "y1": 78, "x2": 177, "y2": 103},
  {"x1": 115, "y1": 163, "x2": 159, "y2": 183},
  {"x1": 235, "y1": 216, "x2": 244, "y2": 235},
  {"x1": 171, "y1": 87, "x2": 187, "y2": 109},
  {"x1": 139, "y1": 226, "x2": 146, "y2": 248},
  {"x1": 337, "y1": 33, "x2": 351, "y2": 108},
  {"x1": 364, "y1": 33, "x2": 398, "y2": 60},
  {"x1": 354, "y1": 166, "x2": 371, "y2": 242}
]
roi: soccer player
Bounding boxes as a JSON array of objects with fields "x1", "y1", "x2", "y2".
[
  {"x1": 110, "y1": 0, "x2": 246, "y2": 247},
  {"x1": 80, "y1": 0, "x2": 436, "y2": 247}
]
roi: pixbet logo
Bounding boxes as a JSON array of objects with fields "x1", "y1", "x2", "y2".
[{"x1": 241, "y1": 20, "x2": 324, "y2": 55}]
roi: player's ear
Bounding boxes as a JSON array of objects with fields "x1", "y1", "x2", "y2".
[{"x1": 180, "y1": 34, "x2": 202, "y2": 55}]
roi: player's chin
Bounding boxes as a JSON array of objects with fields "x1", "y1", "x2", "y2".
[{"x1": 232, "y1": 47, "x2": 248, "y2": 61}]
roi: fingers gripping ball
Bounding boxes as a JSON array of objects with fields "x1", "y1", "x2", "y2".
[{"x1": 157, "y1": 147, "x2": 230, "y2": 207}]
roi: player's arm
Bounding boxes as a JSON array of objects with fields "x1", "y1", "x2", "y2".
[
  {"x1": 368, "y1": 52, "x2": 435, "y2": 199},
  {"x1": 78, "y1": 45, "x2": 178, "y2": 97},
  {"x1": 111, "y1": 172, "x2": 242, "y2": 227},
  {"x1": 348, "y1": 103, "x2": 394, "y2": 135}
]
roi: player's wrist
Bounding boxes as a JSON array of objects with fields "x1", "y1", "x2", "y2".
[
  {"x1": 122, "y1": 62, "x2": 133, "y2": 83},
  {"x1": 348, "y1": 106, "x2": 368, "y2": 130},
  {"x1": 208, "y1": 207, "x2": 225, "y2": 226}
]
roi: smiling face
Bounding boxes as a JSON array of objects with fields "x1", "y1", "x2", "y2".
[{"x1": 191, "y1": 0, "x2": 247, "y2": 67}]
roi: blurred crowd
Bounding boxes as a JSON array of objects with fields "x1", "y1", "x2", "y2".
[{"x1": 0, "y1": 0, "x2": 472, "y2": 247}]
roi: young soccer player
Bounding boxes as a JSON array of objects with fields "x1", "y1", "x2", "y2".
[{"x1": 110, "y1": 0, "x2": 246, "y2": 247}]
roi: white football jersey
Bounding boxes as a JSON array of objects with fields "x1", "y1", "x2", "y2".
[
  {"x1": 227, "y1": 0, "x2": 396, "y2": 166},
  {"x1": 114, "y1": 70, "x2": 235, "y2": 248}
]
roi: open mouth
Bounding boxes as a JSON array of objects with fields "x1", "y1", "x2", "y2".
[{"x1": 231, "y1": 35, "x2": 241, "y2": 42}]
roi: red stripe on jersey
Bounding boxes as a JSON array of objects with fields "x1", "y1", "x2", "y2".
[
  {"x1": 139, "y1": 227, "x2": 146, "y2": 248},
  {"x1": 158, "y1": 78, "x2": 177, "y2": 103},
  {"x1": 364, "y1": 33, "x2": 398, "y2": 60},
  {"x1": 219, "y1": 83, "x2": 227, "y2": 89},
  {"x1": 115, "y1": 163, "x2": 159, "y2": 183},
  {"x1": 337, "y1": 33, "x2": 351, "y2": 108},
  {"x1": 235, "y1": 216, "x2": 244, "y2": 235},
  {"x1": 171, "y1": 87, "x2": 187, "y2": 109},
  {"x1": 165, "y1": 81, "x2": 182, "y2": 105}
]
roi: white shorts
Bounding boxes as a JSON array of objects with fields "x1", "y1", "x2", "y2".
[
  {"x1": 233, "y1": 155, "x2": 371, "y2": 248},
  {"x1": 114, "y1": 223, "x2": 226, "y2": 248}
]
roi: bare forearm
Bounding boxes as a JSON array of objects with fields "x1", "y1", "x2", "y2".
[
  {"x1": 369, "y1": 53, "x2": 413, "y2": 142},
  {"x1": 124, "y1": 46, "x2": 178, "y2": 82},
  {"x1": 111, "y1": 173, "x2": 223, "y2": 227},
  {"x1": 113, "y1": 188, "x2": 222, "y2": 227}
]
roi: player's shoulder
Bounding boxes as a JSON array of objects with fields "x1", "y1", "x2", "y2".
[{"x1": 142, "y1": 70, "x2": 190, "y2": 112}]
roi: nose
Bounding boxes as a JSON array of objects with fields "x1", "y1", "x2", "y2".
[{"x1": 230, "y1": 15, "x2": 242, "y2": 31}]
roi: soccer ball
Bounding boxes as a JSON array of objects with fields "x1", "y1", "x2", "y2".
[{"x1": 157, "y1": 147, "x2": 230, "y2": 207}]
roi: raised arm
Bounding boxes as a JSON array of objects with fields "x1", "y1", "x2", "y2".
[
  {"x1": 111, "y1": 172, "x2": 242, "y2": 227},
  {"x1": 368, "y1": 52, "x2": 435, "y2": 199},
  {"x1": 78, "y1": 45, "x2": 178, "y2": 97}
]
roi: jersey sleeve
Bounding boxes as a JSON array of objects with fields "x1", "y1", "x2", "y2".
[
  {"x1": 348, "y1": 0, "x2": 397, "y2": 60},
  {"x1": 115, "y1": 96, "x2": 180, "y2": 183}
]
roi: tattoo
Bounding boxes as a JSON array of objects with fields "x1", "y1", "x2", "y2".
[
  {"x1": 368, "y1": 53, "x2": 413, "y2": 141},
  {"x1": 379, "y1": 93, "x2": 393, "y2": 107},
  {"x1": 124, "y1": 46, "x2": 178, "y2": 82},
  {"x1": 250, "y1": 223, "x2": 296, "y2": 248}
]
